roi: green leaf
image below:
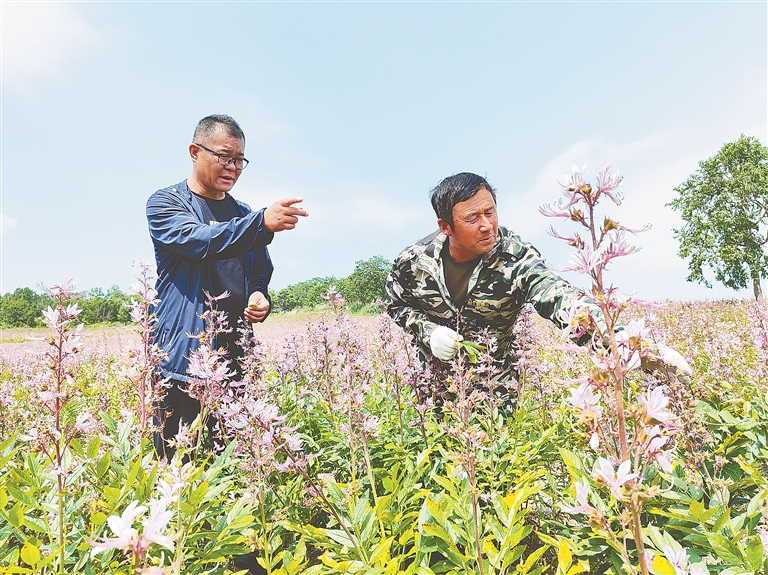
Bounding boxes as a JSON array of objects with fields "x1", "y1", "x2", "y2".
[
  {"x1": 96, "y1": 452, "x2": 111, "y2": 478},
  {"x1": 705, "y1": 533, "x2": 744, "y2": 565},
  {"x1": 91, "y1": 511, "x2": 108, "y2": 526},
  {"x1": 103, "y1": 485, "x2": 121, "y2": 505},
  {"x1": 8, "y1": 502, "x2": 24, "y2": 528},
  {"x1": 649, "y1": 555, "x2": 677, "y2": 575},
  {"x1": 745, "y1": 536, "x2": 764, "y2": 571},
  {"x1": 188, "y1": 480, "x2": 209, "y2": 506},
  {"x1": 20, "y1": 542, "x2": 40, "y2": 566},
  {"x1": 86, "y1": 436, "x2": 101, "y2": 459}
]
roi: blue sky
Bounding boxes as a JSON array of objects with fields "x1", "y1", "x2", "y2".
[{"x1": 2, "y1": 1, "x2": 766, "y2": 301}]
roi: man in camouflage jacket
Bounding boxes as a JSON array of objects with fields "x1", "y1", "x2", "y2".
[
  {"x1": 386, "y1": 172, "x2": 593, "y2": 386},
  {"x1": 386, "y1": 172, "x2": 690, "y2": 392}
]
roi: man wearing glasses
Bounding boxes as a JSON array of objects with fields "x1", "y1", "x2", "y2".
[{"x1": 146, "y1": 114, "x2": 308, "y2": 462}]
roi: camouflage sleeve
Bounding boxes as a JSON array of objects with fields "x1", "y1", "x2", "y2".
[
  {"x1": 513, "y1": 243, "x2": 610, "y2": 343},
  {"x1": 385, "y1": 261, "x2": 439, "y2": 352}
]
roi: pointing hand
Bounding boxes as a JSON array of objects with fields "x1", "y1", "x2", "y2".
[{"x1": 264, "y1": 197, "x2": 309, "y2": 232}]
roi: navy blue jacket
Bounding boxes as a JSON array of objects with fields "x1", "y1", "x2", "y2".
[{"x1": 146, "y1": 180, "x2": 274, "y2": 382}]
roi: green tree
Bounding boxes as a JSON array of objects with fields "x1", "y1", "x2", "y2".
[
  {"x1": 668, "y1": 134, "x2": 768, "y2": 300},
  {"x1": 271, "y1": 276, "x2": 338, "y2": 312},
  {"x1": 79, "y1": 285, "x2": 137, "y2": 324},
  {"x1": 338, "y1": 255, "x2": 392, "y2": 307},
  {"x1": 0, "y1": 287, "x2": 53, "y2": 327}
]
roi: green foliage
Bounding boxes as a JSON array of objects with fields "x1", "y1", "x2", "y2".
[
  {"x1": 270, "y1": 276, "x2": 339, "y2": 313},
  {"x1": 78, "y1": 286, "x2": 138, "y2": 325},
  {"x1": 2, "y1": 298, "x2": 768, "y2": 573},
  {"x1": 668, "y1": 134, "x2": 768, "y2": 299},
  {"x1": 336, "y1": 256, "x2": 391, "y2": 309},
  {"x1": 0, "y1": 285, "x2": 138, "y2": 327},
  {"x1": 0, "y1": 423, "x2": 257, "y2": 574},
  {"x1": 0, "y1": 288, "x2": 52, "y2": 328},
  {"x1": 271, "y1": 256, "x2": 392, "y2": 314}
]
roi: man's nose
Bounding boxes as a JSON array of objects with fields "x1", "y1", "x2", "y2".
[{"x1": 478, "y1": 214, "x2": 493, "y2": 229}]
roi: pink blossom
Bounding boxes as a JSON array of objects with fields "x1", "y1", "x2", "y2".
[
  {"x1": 603, "y1": 230, "x2": 639, "y2": 263},
  {"x1": 594, "y1": 165, "x2": 624, "y2": 202},
  {"x1": 19, "y1": 428, "x2": 38, "y2": 441},
  {"x1": 560, "y1": 163, "x2": 589, "y2": 193},
  {"x1": 638, "y1": 387, "x2": 672, "y2": 423},
  {"x1": 568, "y1": 382, "x2": 603, "y2": 418},
  {"x1": 91, "y1": 500, "x2": 146, "y2": 555},
  {"x1": 139, "y1": 499, "x2": 174, "y2": 552},
  {"x1": 566, "y1": 245, "x2": 603, "y2": 274},
  {"x1": 283, "y1": 432, "x2": 304, "y2": 452},
  {"x1": 562, "y1": 480, "x2": 592, "y2": 514},
  {"x1": 759, "y1": 528, "x2": 768, "y2": 554},
  {"x1": 594, "y1": 458, "x2": 638, "y2": 500},
  {"x1": 75, "y1": 412, "x2": 94, "y2": 433},
  {"x1": 663, "y1": 545, "x2": 707, "y2": 575}
]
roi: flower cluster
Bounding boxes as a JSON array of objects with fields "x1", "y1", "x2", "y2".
[{"x1": 90, "y1": 462, "x2": 192, "y2": 573}]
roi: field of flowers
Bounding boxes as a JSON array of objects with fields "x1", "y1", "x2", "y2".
[{"x1": 1, "y1": 166, "x2": 767, "y2": 575}]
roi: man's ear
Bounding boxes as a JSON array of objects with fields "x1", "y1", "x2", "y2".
[
  {"x1": 189, "y1": 143, "x2": 199, "y2": 162},
  {"x1": 437, "y1": 219, "x2": 453, "y2": 237}
]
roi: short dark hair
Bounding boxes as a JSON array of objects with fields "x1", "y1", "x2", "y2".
[
  {"x1": 193, "y1": 114, "x2": 245, "y2": 145},
  {"x1": 429, "y1": 172, "x2": 497, "y2": 228}
]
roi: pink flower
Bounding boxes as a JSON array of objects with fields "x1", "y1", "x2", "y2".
[
  {"x1": 19, "y1": 428, "x2": 38, "y2": 442},
  {"x1": 91, "y1": 500, "x2": 146, "y2": 555},
  {"x1": 560, "y1": 163, "x2": 589, "y2": 193},
  {"x1": 594, "y1": 165, "x2": 623, "y2": 202},
  {"x1": 75, "y1": 412, "x2": 94, "y2": 433},
  {"x1": 569, "y1": 381, "x2": 601, "y2": 411},
  {"x1": 139, "y1": 499, "x2": 174, "y2": 552},
  {"x1": 283, "y1": 432, "x2": 304, "y2": 452},
  {"x1": 638, "y1": 387, "x2": 672, "y2": 423},
  {"x1": 562, "y1": 480, "x2": 592, "y2": 514},
  {"x1": 594, "y1": 458, "x2": 638, "y2": 500},
  {"x1": 567, "y1": 245, "x2": 603, "y2": 274}
]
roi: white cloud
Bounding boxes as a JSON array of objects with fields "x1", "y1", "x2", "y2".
[
  {"x1": 1, "y1": 213, "x2": 18, "y2": 235},
  {"x1": 1, "y1": 3, "x2": 98, "y2": 86}
]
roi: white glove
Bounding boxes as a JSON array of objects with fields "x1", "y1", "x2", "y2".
[
  {"x1": 656, "y1": 343, "x2": 692, "y2": 376},
  {"x1": 640, "y1": 342, "x2": 692, "y2": 378},
  {"x1": 430, "y1": 326, "x2": 462, "y2": 361}
]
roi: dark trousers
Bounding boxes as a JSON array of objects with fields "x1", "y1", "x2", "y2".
[
  {"x1": 154, "y1": 336, "x2": 244, "y2": 461},
  {"x1": 153, "y1": 379, "x2": 219, "y2": 461}
]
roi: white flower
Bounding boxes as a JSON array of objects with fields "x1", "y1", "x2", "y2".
[
  {"x1": 140, "y1": 498, "x2": 174, "y2": 552},
  {"x1": 91, "y1": 501, "x2": 146, "y2": 555},
  {"x1": 594, "y1": 458, "x2": 638, "y2": 500},
  {"x1": 638, "y1": 387, "x2": 672, "y2": 423},
  {"x1": 19, "y1": 428, "x2": 38, "y2": 441}
]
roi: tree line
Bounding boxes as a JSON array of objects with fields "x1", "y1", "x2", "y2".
[{"x1": 0, "y1": 256, "x2": 393, "y2": 328}]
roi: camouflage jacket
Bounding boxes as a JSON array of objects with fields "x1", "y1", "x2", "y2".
[{"x1": 386, "y1": 226, "x2": 598, "y2": 375}]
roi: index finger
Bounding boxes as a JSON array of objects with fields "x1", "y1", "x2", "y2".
[{"x1": 279, "y1": 197, "x2": 304, "y2": 207}]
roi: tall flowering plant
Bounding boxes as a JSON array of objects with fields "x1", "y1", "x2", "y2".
[
  {"x1": 124, "y1": 259, "x2": 167, "y2": 436},
  {"x1": 540, "y1": 165, "x2": 700, "y2": 575}
]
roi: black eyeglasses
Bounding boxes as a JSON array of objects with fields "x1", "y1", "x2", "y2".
[{"x1": 194, "y1": 143, "x2": 249, "y2": 170}]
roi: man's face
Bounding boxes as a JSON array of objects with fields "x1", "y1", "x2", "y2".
[
  {"x1": 189, "y1": 129, "x2": 245, "y2": 199},
  {"x1": 438, "y1": 188, "x2": 499, "y2": 262}
]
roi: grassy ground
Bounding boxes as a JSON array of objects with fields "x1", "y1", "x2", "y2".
[{"x1": 0, "y1": 310, "x2": 379, "y2": 357}]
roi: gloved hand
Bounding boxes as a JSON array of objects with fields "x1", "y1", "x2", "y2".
[
  {"x1": 430, "y1": 326, "x2": 463, "y2": 361},
  {"x1": 640, "y1": 343, "x2": 692, "y2": 380}
]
